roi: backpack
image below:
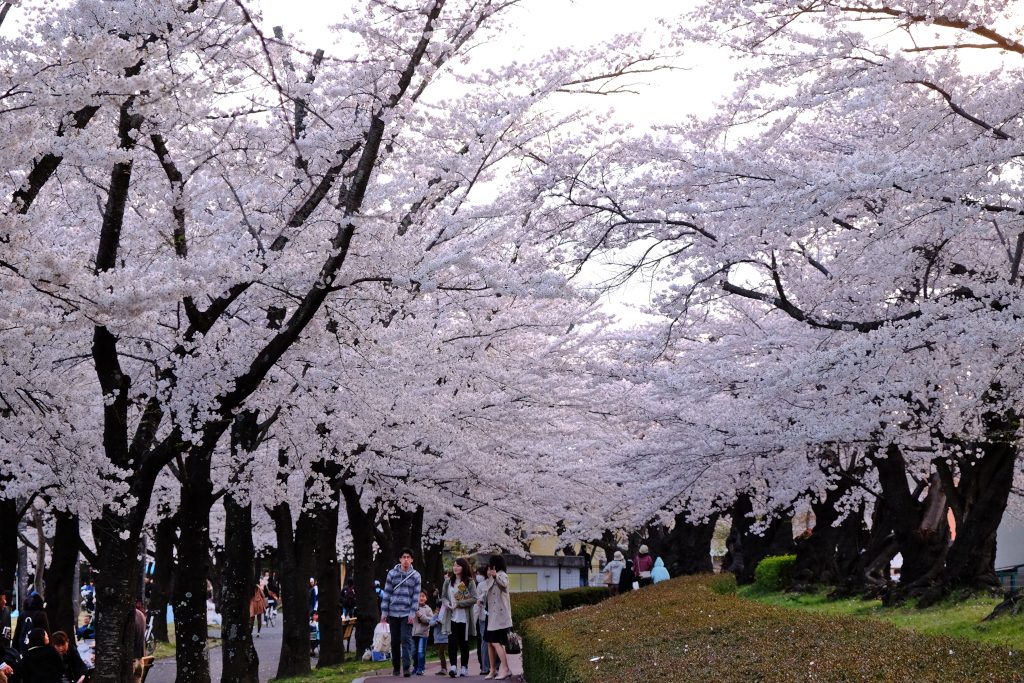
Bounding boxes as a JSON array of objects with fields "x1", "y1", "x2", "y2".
[{"x1": 21, "y1": 616, "x2": 32, "y2": 647}]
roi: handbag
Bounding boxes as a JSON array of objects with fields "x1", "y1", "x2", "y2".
[{"x1": 505, "y1": 630, "x2": 523, "y2": 655}]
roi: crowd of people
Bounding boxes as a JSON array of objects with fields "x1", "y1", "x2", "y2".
[
  {"x1": 378, "y1": 549, "x2": 514, "y2": 679},
  {"x1": 599, "y1": 544, "x2": 671, "y2": 595},
  {"x1": 0, "y1": 587, "x2": 118, "y2": 683}
]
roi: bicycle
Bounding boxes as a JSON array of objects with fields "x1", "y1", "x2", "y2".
[
  {"x1": 144, "y1": 610, "x2": 158, "y2": 656},
  {"x1": 264, "y1": 599, "x2": 277, "y2": 628}
]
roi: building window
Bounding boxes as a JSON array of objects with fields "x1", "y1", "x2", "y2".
[{"x1": 507, "y1": 572, "x2": 538, "y2": 593}]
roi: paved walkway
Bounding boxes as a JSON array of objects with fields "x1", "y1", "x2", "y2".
[
  {"x1": 358, "y1": 652, "x2": 523, "y2": 683},
  {"x1": 147, "y1": 619, "x2": 303, "y2": 683}
]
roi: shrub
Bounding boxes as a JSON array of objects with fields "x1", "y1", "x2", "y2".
[
  {"x1": 557, "y1": 586, "x2": 610, "y2": 611},
  {"x1": 510, "y1": 586, "x2": 611, "y2": 632},
  {"x1": 754, "y1": 554, "x2": 796, "y2": 592},
  {"x1": 522, "y1": 575, "x2": 1023, "y2": 682},
  {"x1": 510, "y1": 591, "x2": 561, "y2": 632}
]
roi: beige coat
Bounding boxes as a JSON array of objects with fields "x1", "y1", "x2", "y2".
[{"x1": 480, "y1": 571, "x2": 512, "y2": 631}]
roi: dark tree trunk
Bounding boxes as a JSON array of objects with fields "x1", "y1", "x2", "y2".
[
  {"x1": 315, "y1": 484, "x2": 344, "y2": 667},
  {"x1": 931, "y1": 420, "x2": 1017, "y2": 602},
  {"x1": 724, "y1": 493, "x2": 795, "y2": 585},
  {"x1": 0, "y1": 497, "x2": 18, "y2": 593},
  {"x1": 172, "y1": 453, "x2": 214, "y2": 683},
  {"x1": 792, "y1": 470, "x2": 857, "y2": 589},
  {"x1": 828, "y1": 503, "x2": 876, "y2": 597},
  {"x1": 221, "y1": 410, "x2": 261, "y2": 683},
  {"x1": 341, "y1": 480, "x2": 379, "y2": 657},
  {"x1": 421, "y1": 536, "x2": 446, "y2": 600},
  {"x1": 871, "y1": 445, "x2": 949, "y2": 604},
  {"x1": 661, "y1": 511, "x2": 718, "y2": 576},
  {"x1": 149, "y1": 511, "x2": 177, "y2": 643},
  {"x1": 270, "y1": 451, "x2": 318, "y2": 680},
  {"x1": 221, "y1": 494, "x2": 258, "y2": 683},
  {"x1": 375, "y1": 507, "x2": 422, "y2": 578},
  {"x1": 44, "y1": 511, "x2": 80, "y2": 636},
  {"x1": 92, "y1": 508, "x2": 147, "y2": 683}
]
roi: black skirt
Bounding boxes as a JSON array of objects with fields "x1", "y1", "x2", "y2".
[{"x1": 483, "y1": 627, "x2": 510, "y2": 645}]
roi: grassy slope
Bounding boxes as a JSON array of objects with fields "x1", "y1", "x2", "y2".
[
  {"x1": 522, "y1": 576, "x2": 1023, "y2": 682},
  {"x1": 269, "y1": 659, "x2": 391, "y2": 683},
  {"x1": 738, "y1": 586, "x2": 1024, "y2": 649}
]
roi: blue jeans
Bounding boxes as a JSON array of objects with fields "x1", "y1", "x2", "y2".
[
  {"x1": 413, "y1": 635, "x2": 427, "y2": 672},
  {"x1": 388, "y1": 617, "x2": 414, "y2": 672}
]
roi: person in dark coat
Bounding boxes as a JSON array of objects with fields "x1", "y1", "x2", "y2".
[
  {"x1": 16, "y1": 628, "x2": 62, "y2": 683},
  {"x1": 13, "y1": 596, "x2": 50, "y2": 654},
  {"x1": 51, "y1": 631, "x2": 87, "y2": 683},
  {"x1": 617, "y1": 559, "x2": 636, "y2": 594}
]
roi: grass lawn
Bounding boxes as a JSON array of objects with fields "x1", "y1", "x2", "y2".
[
  {"x1": 738, "y1": 585, "x2": 1024, "y2": 649},
  {"x1": 269, "y1": 659, "x2": 392, "y2": 682},
  {"x1": 144, "y1": 623, "x2": 221, "y2": 660}
]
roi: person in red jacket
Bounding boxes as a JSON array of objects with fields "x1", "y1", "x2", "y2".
[{"x1": 633, "y1": 545, "x2": 655, "y2": 588}]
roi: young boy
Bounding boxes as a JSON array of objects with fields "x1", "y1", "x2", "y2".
[{"x1": 412, "y1": 591, "x2": 433, "y2": 675}]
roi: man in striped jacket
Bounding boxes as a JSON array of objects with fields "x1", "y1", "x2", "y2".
[{"x1": 380, "y1": 548, "x2": 422, "y2": 677}]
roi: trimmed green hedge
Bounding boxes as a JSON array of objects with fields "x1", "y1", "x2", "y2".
[
  {"x1": 522, "y1": 575, "x2": 1024, "y2": 682},
  {"x1": 754, "y1": 554, "x2": 796, "y2": 592},
  {"x1": 510, "y1": 586, "x2": 608, "y2": 631}
]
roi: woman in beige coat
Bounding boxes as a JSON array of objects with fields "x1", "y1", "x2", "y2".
[{"x1": 477, "y1": 555, "x2": 512, "y2": 680}]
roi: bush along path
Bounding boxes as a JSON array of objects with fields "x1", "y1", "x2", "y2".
[{"x1": 521, "y1": 575, "x2": 1024, "y2": 682}]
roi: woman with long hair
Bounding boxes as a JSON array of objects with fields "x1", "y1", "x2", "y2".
[
  {"x1": 478, "y1": 555, "x2": 512, "y2": 680},
  {"x1": 440, "y1": 557, "x2": 477, "y2": 677}
]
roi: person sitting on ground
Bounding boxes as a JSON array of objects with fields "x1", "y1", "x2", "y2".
[
  {"x1": 15, "y1": 628, "x2": 63, "y2": 683},
  {"x1": 51, "y1": 631, "x2": 87, "y2": 683},
  {"x1": 651, "y1": 557, "x2": 671, "y2": 584},
  {"x1": 602, "y1": 551, "x2": 626, "y2": 597},
  {"x1": 14, "y1": 595, "x2": 50, "y2": 654},
  {"x1": 633, "y1": 545, "x2": 655, "y2": 587},
  {"x1": 75, "y1": 614, "x2": 95, "y2": 641},
  {"x1": 0, "y1": 592, "x2": 11, "y2": 650}
]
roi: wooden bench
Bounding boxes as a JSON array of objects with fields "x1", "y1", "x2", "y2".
[{"x1": 342, "y1": 618, "x2": 357, "y2": 653}]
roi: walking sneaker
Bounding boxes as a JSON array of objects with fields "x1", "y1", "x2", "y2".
[
  {"x1": 448, "y1": 666, "x2": 457, "y2": 678},
  {"x1": 460, "y1": 667, "x2": 468, "y2": 677}
]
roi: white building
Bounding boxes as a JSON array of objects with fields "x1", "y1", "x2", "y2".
[{"x1": 476, "y1": 554, "x2": 585, "y2": 593}]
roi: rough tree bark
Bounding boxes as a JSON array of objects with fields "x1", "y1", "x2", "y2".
[
  {"x1": 221, "y1": 411, "x2": 261, "y2": 683},
  {"x1": 172, "y1": 452, "x2": 215, "y2": 683},
  {"x1": 314, "y1": 469, "x2": 344, "y2": 668},
  {"x1": 724, "y1": 493, "x2": 795, "y2": 585},
  {"x1": 656, "y1": 511, "x2": 718, "y2": 576},
  {"x1": 44, "y1": 511, "x2": 80, "y2": 636},
  {"x1": 870, "y1": 445, "x2": 949, "y2": 604},
  {"x1": 270, "y1": 448, "x2": 318, "y2": 680},
  {"x1": 0, "y1": 498, "x2": 18, "y2": 593},
  {"x1": 341, "y1": 480, "x2": 380, "y2": 657},
  {"x1": 149, "y1": 511, "x2": 177, "y2": 643},
  {"x1": 929, "y1": 414, "x2": 1018, "y2": 603}
]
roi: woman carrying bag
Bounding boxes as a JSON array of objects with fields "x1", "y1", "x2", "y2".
[
  {"x1": 440, "y1": 558, "x2": 476, "y2": 677},
  {"x1": 477, "y1": 556, "x2": 512, "y2": 681}
]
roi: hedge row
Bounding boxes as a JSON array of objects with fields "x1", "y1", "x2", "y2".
[
  {"x1": 754, "y1": 554, "x2": 797, "y2": 592},
  {"x1": 510, "y1": 586, "x2": 609, "y2": 631},
  {"x1": 521, "y1": 575, "x2": 1023, "y2": 682}
]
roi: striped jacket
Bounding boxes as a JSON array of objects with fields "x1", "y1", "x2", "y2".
[{"x1": 380, "y1": 565, "x2": 422, "y2": 618}]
